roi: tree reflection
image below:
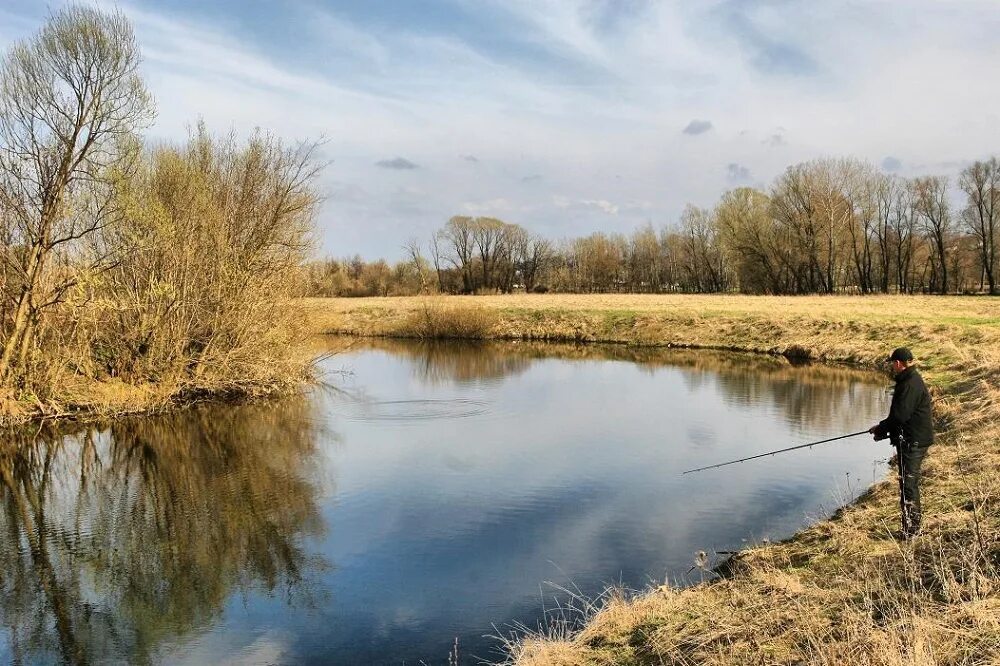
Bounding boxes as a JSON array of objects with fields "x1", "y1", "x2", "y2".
[
  {"x1": 346, "y1": 338, "x2": 886, "y2": 430},
  {"x1": 0, "y1": 399, "x2": 328, "y2": 665},
  {"x1": 356, "y1": 339, "x2": 533, "y2": 385}
]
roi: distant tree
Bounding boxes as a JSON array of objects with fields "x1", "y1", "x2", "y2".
[
  {"x1": 678, "y1": 205, "x2": 727, "y2": 292},
  {"x1": 515, "y1": 231, "x2": 554, "y2": 293},
  {"x1": 912, "y1": 176, "x2": 953, "y2": 293},
  {"x1": 439, "y1": 216, "x2": 475, "y2": 293},
  {"x1": 429, "y1": 233, "x2": 445, "y2": 293},
  {"x1": 470, "y1": 217, "x2": 506, "y2": 292},
  {"x1": 891, "y1": 184, "x2": 919, "y2": 293},
  {"x1": 841, "y1": 161, "x2": 880, "y2": 294},
  {"x1": 403, "y1": 236, "x2": 430, "y2": 293},
  {"x1": 959, "y1": 158, "x2": 1000, "y2": 294},
  {"x1": 715, "y1": 187, "x2": 787, "y2": 294},
  {"x1": 872, "y1": 175, "x2": 900, "y2": 292},
  {"x1": 627, "y1": 224, "x2": 661, "y2": 292}
]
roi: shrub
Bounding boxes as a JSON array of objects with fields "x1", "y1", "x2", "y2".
[{"x1": 399, "y1": 303, "x2": 498, "y2": 339}]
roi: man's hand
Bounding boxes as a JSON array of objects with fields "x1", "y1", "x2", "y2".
[{"x1": 869, "y1": 424, "x2": 889, "y2": 441}]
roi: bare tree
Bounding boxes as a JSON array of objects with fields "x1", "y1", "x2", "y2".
[
  {"x1": 438, "y1": 216, "x2": 475, "y2": 293},
  {"x1": 0, "y1": 6, "x2": 153, "y2": 383},
  {"x1": 716, "y1": 187, "x2": 790, "y2": 294},
  {"x1": 770, "y1": 163, "x2": 826, "y2": 293},
  {"x1": 959, "y1": 158, "x2": 999, "y2": 294},
  {"x1": 842, "y1": 161, "x2": 879, "y2": 294},
  {"x1": 471, "y1": 217, "x2": 505, "y2": 292},
  {"x1": 511, "y1": 230, "x2": 553, "y2": 293},
  {"x1": 892, "y1": 184, "x2": 919, "y2": 293},
  {"x1": 912, "y1": 176, "x2": 952, "y2": 293},
  {"x1": 873, "y1": 175, "x2": 900, "y2": 292},
  {"x1": 403, "y1": 236, "x2": 428, "y2": 293},
  {"x1": 428, "y1": 233, "x2": 445, "y2": 293},
  {"x1": 678, "y1": 205, "x2": 727, "y2": 292}
]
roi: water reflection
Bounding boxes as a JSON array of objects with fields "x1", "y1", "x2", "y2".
[
  {"x1": 0, "y1": 400, "x2": 327, "y2": 665},
  {"x1": 0, "y1": 339, "x2": 890, "y2": 665},
  {"x1": 351, "y1": 338, "x2": 885, "y2": 431}
]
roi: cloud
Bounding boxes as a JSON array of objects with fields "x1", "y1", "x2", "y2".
[
  {"x1": 554, "y1": 196, "x2": 619, "y2": 215},
  {"x1": 682, "y1": 119, "x2": 713, "y2": 135},
  {"x1": 460, "y1": 154, "x2": 479, "y2": 163},
  {"x1": 726, "y1": 163, "x2": 752, "y2": 183},
  {"x1": 584, "y1": 200, "x2": 619, "y2": 214},
  {"x1": 375, "y1": 157, "x2": 420, "y2": 170},
  {"x1": 714, "y1": 2, "x2": 821, "y2": 78},
  {"x1": 881, "y1": 156, "x2": 902, "y2": 172},
  {"x1": 462, "y1": 198, "x2": 514, "y2": 214},
  {"x1": 521, "y1": 174, "x2": 542, "y2": 183}
]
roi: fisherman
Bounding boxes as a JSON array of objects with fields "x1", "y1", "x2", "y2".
[{"x1": 869, "y1": 347, "x2": 934, "y2": 538}]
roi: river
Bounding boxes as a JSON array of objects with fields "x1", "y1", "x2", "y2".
[{"x1": 0, "y1": 339, "x2": 891, "y2": 664}]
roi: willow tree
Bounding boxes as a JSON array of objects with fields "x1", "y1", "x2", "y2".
[{"x1": 0, "y1": 6, "x2": 153, "y2": 384}]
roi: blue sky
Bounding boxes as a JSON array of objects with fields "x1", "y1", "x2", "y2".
[{"x1": 2, "y1": 1, "x2": 999, "y2": 259}]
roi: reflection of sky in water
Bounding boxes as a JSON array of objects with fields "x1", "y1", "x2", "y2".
[{"x1": 0, "y1": 341, "x2": 891, "y2": 665}]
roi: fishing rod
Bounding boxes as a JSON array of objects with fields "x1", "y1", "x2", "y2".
[{"x1": 681, "y1": 430, "x2": 870, "y2": 475}]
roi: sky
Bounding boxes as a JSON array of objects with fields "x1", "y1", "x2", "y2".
[{"x1": 2, "y1": 0, "x2": 999, "y2": 260}]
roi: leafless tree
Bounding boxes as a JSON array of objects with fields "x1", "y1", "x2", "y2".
[
  {"x1": 403, "y1": 236, "x2": 428, "y2": 293},
  {"x1": 959, "y1": 158, "x2": 1000, "y2": 294},
  {"x1": 0, "y1": 6, "x2": 153, "y2": 383},
  {"x1": 912, "y1": 175, "x2": 952, "y2": 293},
  {"x1": 471, "y1": 217, "x2": 506, "y2": 292},
  {"x1": 428, "y1": 233, "x2": 445, "y2": 292},
  {"x1": 512, "y1": 230, "x2": 553, "y2": 293},
  {"x1": 438, "y1": 216, "x2": 475, "y2": 293}
]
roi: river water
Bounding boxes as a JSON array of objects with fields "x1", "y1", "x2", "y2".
[{"x1": 0, "y1": 339, "x2": 891, "y2": 665}]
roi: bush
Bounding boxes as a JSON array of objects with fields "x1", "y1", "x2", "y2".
[
  {"x1": 399, "y1": 303, "x2": 498, "y2": 339},
  {"x1": 56, "y1": 125, "x2": 322, "y2": 398}
]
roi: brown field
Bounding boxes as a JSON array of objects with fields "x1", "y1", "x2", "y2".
[{"x1": 307, "y1": 294, "x2": 1000, "y2": 665}]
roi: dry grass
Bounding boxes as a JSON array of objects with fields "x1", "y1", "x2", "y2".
[
  {"x1": 396, "y1": 299, "x2": 499, "y2": 338},
  {"x1": 306, "y1": 294, "x2": 1000, "y2": 665}
]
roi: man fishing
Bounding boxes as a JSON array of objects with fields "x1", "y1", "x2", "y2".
[{"x1": 869, "y1": 347, "x2": 934, "y2": 538}]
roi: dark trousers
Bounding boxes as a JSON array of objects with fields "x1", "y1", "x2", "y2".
[{"x1": 898, "y1": 441, "x2": 930, "y2": 536}]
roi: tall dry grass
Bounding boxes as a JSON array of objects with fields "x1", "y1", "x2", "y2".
[{"x1": 396, "y1": 299, "x2": 499, "y2": 339}]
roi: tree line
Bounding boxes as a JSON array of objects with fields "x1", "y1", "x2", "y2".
[{"x1": 308, "y1": 157, "x2": 1000, "y2": 297}]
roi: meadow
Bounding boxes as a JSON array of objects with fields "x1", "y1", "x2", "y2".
[{"x1": 309, "y1": 293, "x2": 1000, "y2": 665}]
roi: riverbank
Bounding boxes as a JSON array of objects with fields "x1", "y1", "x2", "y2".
[
  {"x1": 0, "y1": 367, "x2": 313, "y2": 428},
  {"x1": 307, "y1": 294, "x2": 1000, "y2": 664}
]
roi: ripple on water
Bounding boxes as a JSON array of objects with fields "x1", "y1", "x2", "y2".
[{"x1": 332, "y1": 398, "x2": 490, "y2": 423}]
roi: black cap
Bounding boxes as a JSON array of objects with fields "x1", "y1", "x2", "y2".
[{"x1": 888, "y1": 347, "x2": 913, "y2": 363}]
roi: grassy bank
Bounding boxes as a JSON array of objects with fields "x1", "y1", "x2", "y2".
[{"x1": 308, "y1": 294, "x2": 1000, "y2": 664}]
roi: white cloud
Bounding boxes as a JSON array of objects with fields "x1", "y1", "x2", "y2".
[
  {"x1": 462, "y1": 198, "x2": 514, "y2": 214},
  {"x1": 554, "y1": 196, "x2": 619, "y2": 215}
]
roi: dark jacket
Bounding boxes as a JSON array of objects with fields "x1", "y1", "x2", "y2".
[{"x1": 874, "y1": 366, "x2": 934, "y2": 446}]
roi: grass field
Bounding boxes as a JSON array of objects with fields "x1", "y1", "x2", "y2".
[{"x1": 307, "y1": 294, "x2": 1000, "y2": 665}]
